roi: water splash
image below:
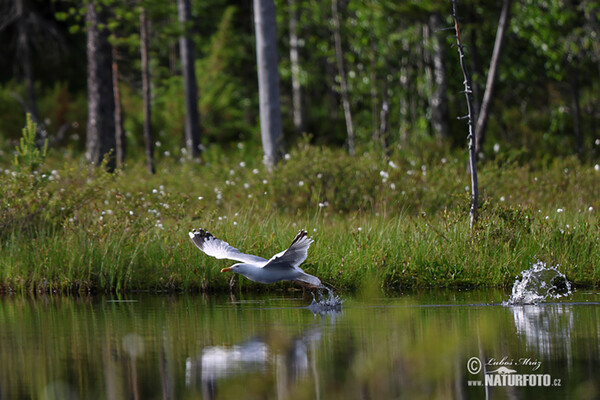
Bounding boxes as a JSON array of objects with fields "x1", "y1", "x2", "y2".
[
  {"x1": 503, "y1": 261, "x2": 572, "y2": 306},
  {"x1": 307, "y1": 285, "x2": 343, "y2": 315}
]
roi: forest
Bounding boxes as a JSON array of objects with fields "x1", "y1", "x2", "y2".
[
  {"x1": 1, "y1": 0, "x2": 598, "y2": 164},
  {"x1": 1, "y1": 0, "x2": 600, "y2": 293}
]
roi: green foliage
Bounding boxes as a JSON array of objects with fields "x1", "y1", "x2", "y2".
[
  {"x1": 13, "y1": 114, "x2": 47, "y2": 173},
  {"x1": 197, "y1": 6, "x2": 257, "y2": 143}
]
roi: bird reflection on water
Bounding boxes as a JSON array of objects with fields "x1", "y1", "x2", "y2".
[{"x1": 186, "y1": 304, "x2": 341, "y2": 400}]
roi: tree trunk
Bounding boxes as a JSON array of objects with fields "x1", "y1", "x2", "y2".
[
  {"x1": 253, "y1": 0, "x2": 284, "y2": 168},
  {"x1": 112, "y1": 46, "x2": 126, "y2": 168},
  {"x1": 452, "y1": 0, "x2": 479, "y2": 228},
  {"x1": 379, "y1": 81, "x2": 390, "y2": 156},
  {"x1": 428, "y1": 12, "x2": 449, "y2": 139},
  {"x1": 86, "y1": 1, "x2": 116, "y2": 171},
  {"x1": 475, "y1": 0, "x2": 512, "y2": 154},
  {"x1": 370, "y1": 35, "x2": 379, "y2": 144},
  {"x1": 15, "y1": 0, "x2": 40, "y2": 140},
  {"x1": 570, "y1": 73, "x2": 583, "y2": 155},
  {"x1": 140, "y1": 6, "x2": 155, "y2": 174},
  {"x1": 177, "y1": 0, "x2": 202, "y2": 158},
  {"x1": 468, "y1": 28, "x2": 481, "y2": 125},
  {"x1": 288, "y1": 0, "x2": 305, "y2": 135},
  {"x1": 331, "y1": 0, "x2": 355, "y2": 156}
]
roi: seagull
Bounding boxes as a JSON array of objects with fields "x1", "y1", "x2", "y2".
[{"x1": 189, "y1": 228, "x2": 322, "y2": 288}]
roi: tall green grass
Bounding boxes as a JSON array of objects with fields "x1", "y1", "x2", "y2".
[{"x1": 1, "y1": 140, "x2": 600, "y2": 294}]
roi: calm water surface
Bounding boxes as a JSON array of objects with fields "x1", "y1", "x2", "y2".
[{"x1": 1, "y1": 289, "x2": 599, "y2": 399}]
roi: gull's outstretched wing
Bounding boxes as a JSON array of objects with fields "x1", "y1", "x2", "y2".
[
  {"x1": 263, "y1": 230, "x2": 313, "y2": 271},
  {"x1": 189, "y1": 229, "x2": 267, "y2": 264}
]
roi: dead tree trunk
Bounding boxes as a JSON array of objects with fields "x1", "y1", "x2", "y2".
[
  {"x1": 451, "y1": 0, "x2": 479, "y2": 228},
  {"x1": 331, "y1": 0, "x2": 355, "y2": 155},
  {"x1": 177, "y1": 0, "x2": 202, "y2": 158},
  {"x1": 254, "y1": 0, "x2": 285, "y2": 168},
  {"x1": 140, "y1": 6, "x2": 155, "y2": 174},
  {"x1": 475, "y1": 0, "x2": 512, "y2": 154}
]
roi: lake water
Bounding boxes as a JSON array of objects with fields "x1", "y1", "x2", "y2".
[{"x1": 0, "y1": 289, "x2": 599, "y2": 399}]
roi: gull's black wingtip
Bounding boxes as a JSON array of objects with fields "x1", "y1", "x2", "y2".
[{"x1": 189, "y1": 228, "x2": 214, "y2": 242}]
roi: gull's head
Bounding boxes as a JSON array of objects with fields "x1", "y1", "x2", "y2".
[{"x1": 220, "y1": 263, "x2": 243, "y2": 273}]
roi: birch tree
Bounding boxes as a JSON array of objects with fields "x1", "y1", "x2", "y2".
[{"x1": 254, "y1": 0, "x2": 284, "y2": 167}]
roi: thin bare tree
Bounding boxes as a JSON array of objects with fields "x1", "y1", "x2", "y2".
[
  {"x1": 140, "y1": 6, "x2": 155, "y2": 174},
  {"x1": 451, "y1": 0, "x2": 478, "y2": 228},
  {"x1": 331, "y1": 0, "x2": 355, "y2": 156},
  {"x1": 475, "y1": 0, "x2": 513, "y2": 154},
  {"x1": 177, "y1": 0, "x2": 202, "y2": 158}
]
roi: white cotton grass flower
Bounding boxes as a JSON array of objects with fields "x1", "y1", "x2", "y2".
[
  {"x1": 588, "y1": 206, "x2": 594, "y2": 212},
  {"x1": 557, "y1": 208, "x2": 564, "y2": 213},
  {"x1": 493, "y1": 143, "x2": 500, "y2": 153},
  {"x1": 239, "y1": 161, "x2": 246, "y2": 168},
  {"x1": 388, "y1": 161, "x2": 398, "y2": 169},
  {"x1": 595, "y1": 164, "x2": 600, "y2": 171},
  {"x1": 298, "y1": 180, "x2": 304, "y2": 187},
  {"x1": 252, "y1": 168, "x2": 259, "y2": 174}
]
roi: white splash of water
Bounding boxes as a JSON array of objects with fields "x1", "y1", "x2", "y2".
[
  {"x1": 307, "y1": 285, "x2": 344, "y2": 314},
  {"x1": 503, "y1": 261, "x2": 572, "y2": 306}
]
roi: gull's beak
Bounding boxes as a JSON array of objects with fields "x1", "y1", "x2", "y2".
[{"x1": 221, "y1": 267, "x2": 232, "y2": 273}]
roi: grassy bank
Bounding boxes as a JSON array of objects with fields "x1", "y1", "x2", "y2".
[{"x1": 2, "y1": 140, "x2": 600, "y2": 294}]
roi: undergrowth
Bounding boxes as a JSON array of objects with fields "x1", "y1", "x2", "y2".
[{"x1": 1, "y1": 136, "x2": 600, "y2": 294}]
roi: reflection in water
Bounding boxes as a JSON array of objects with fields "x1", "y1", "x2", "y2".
[
  {"x1": 187, "y1": 316, "x2": 331, "y2": 400},
  {"x1": 511, "y1": 305, "x2": 574, "y2": 368},
  {"x1": 1, "y1": 292, "x2": 599, "y2": 399}
]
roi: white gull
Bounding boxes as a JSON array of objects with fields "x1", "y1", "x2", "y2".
[{"x1": 189, "y1": 229, "x2": 321, "y2": 288}]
